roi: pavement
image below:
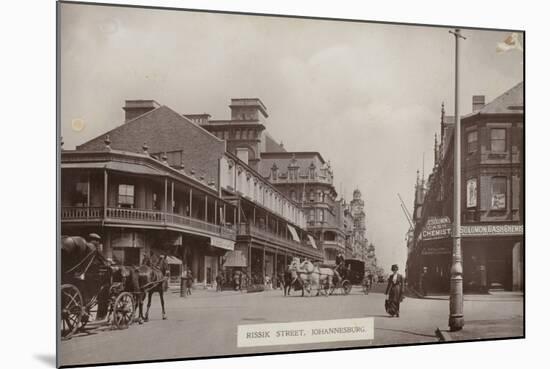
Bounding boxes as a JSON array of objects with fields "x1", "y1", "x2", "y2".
[{"x1": 59, "y1": 284, "x2": 524, "y2": 367}]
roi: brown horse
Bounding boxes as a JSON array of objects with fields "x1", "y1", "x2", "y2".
[
  {"x1": 281, "y1": 268, "x2": 304, "y2": 296},
  {"x1": 137, "y1": 255, "x2": 168, "y2": 321}
]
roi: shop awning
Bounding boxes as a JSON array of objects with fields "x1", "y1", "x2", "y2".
[
  {"x1": 165, "y1": 256, "x2": 182, "y2": 265},
  {"x1": 307, "y1": 234, "x2": 318, "y2": 249},
  {"x1": 287, "y1": 224, "x2": 300, "y2": 242}
]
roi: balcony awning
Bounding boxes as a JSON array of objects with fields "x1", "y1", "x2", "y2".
[
  {"x1": 286, "y1": 224, "x2": 300, "y2": 243},
  {"x1": 62, "y1": 161, "x2": 162, "y2": 176},
  {"x1": 307, "y1": 234, "x2": 318, "y2": 249}
]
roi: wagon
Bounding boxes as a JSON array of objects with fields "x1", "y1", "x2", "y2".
[{"x1": 60, "y1": 236, "x2": 136, "y2": 339}]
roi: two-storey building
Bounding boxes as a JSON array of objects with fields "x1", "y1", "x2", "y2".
[{"x1": 62, "y1": 99, "x2": 321, "y2": 287}]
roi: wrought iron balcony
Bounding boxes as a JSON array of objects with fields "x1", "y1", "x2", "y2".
[{"x1": 61, "y1": 206, "x2": 235, "y2": 239}]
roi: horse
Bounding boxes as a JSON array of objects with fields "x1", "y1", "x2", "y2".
[
  {"x1": 281, "y1": 267, "x2": 303, "y2": 296},
  {"x1": 299, "y1": 259, "x2": 338, "y2": 296},
  {"x1": 287, "y1": 257, "x2": 318, "y2": 296},
  {"x1": 137, "y1": 255, "x2": 168, "y2": 321}
]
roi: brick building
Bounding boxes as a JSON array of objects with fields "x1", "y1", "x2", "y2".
[
  {"x1": 407, "y1": 82, "x2": 524, "y2": 293},
  {"x1": 62, "y1": 99, "x2": 321, "y2": 288}
]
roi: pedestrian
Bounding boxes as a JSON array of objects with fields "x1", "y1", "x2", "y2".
[
  {"x1": 420, "y1": 267, "x2": 428, "y2": 296},
  {"x1": 186, "y1": 270, "x2": 193, "y2": 296},
  {"x1": 385, "y1": 264, "x2": 404, "y2": 317},
  {"x1": 215, "y1": 272, "x2": 223, "y2": 292}
]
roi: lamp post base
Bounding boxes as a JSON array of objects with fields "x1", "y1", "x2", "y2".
[{"x1": 449, "y1": 315, "x2": 464, "y2": 331}]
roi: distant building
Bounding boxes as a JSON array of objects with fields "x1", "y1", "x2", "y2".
[
  {"x1": 407, "y1": 82, "x2": 524, "y2": 293},
  {"x1": 349, "y1": 189, "x2": 368, "y2": 260},
  {"x1": 258, "y1": 151, "x2": 350, "y2": 262}
]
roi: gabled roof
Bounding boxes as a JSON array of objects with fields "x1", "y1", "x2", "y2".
[
  {"x1": 76, "y1": 104, "x2": 226, "y2": 188},
  {"x1": 77, "y1": 105, "x2": 223, "y2": 153},
  {"x1": 464, "y1": 81, "x2": 524, "y2": 118}
]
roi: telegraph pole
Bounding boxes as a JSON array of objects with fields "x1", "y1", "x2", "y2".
[{"x1": 449, "y1": 28, "x2": 465, "y2": 331}]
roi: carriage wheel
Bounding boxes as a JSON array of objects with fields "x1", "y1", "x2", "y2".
[
  {"x1": 342, "y1": 280, "x2": 352, "y2": 295},
  {"x1": 61, "y1": 284, "x2": 83, "y2": 339},
  {"x1": 112, "y1": 292, "x2": 135, "y2": 329}
]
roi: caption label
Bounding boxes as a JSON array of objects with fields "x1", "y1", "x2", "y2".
[{"x1": 237, "y1": 317, "x2": 374, "y2": 347}]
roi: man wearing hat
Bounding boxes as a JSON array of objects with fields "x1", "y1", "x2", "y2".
[
  {"x1": 335, "y1": 251, "x2": 345, "y2": 280},
  {"x1": 87, "y1": 233, "x2": 103, "y2": 254}
]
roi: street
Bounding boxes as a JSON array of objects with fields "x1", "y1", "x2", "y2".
[{"x1": 59, "y1": 285, "x2": 524, "y2": 367}]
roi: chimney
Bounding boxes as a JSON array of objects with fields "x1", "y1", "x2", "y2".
[
  {"x1": 229, "y1": 98, "x2": 268, "y2": 122},
  {"x1": 123, "y1": 100, "x2": 160, "y2": 122},
  {"x1": 472, "y1": 95, "x2": 485, "y2": 112}
]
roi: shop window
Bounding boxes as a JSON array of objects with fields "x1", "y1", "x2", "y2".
[
  {"x1": 467, "y1": 130, "x2": 478, "y2": 154},
  {"x1": 118, "y1": 184, "x2": 135, "y2": 208},
  {"x1": 490, "y1": 177, "x2": 507, "y2": 210},
  {"x1": 490, "y1": 128, "x2": 506, "y2": 152}
]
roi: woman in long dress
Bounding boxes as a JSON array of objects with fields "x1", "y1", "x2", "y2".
[{"x1": 385, "y1": 264, "x2": 404, "y2": 317}]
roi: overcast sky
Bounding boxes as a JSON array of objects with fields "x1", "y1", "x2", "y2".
[{"x1": 59, "y1": 3, "x2": 523, "y2": 272}]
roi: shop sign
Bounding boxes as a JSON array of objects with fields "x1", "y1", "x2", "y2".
[
  {"x1": 421, "y1": 246, "x2": 451, "y2": 255},
  {"x1": 223, "y1": 250, "x2": 247, "y2": 267},
  {"x1": 461, "y1": 224, "x2": 523, "y2": 237},
  {"x1": 421, "y1": 217, "x2": 452, "y2": 241},
  {"x1": 210, "y1": 236, "x2": 235, "y2": 251}
]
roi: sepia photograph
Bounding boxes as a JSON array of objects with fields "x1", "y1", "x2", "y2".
[{"x1": 57, "y1": 1, "x2": 524, "y2": 367}]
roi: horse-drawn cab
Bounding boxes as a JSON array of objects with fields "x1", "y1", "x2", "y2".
[{"x1": 60, "y1": 235, "x2": 136, "y2": 339}]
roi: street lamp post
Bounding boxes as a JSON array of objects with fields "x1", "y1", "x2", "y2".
[{"x1": 449, "y1": 28, "x2": 465, "y2": 331}]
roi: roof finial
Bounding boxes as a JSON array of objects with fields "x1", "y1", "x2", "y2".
[
  {"x1": 161, "y1": 152, "x2": 168, "y2": 163},
  {"x1": 142, "y1": 142, "x2": 149, "y2": 154},
  {"x1": 104, "y1": 135, "x2": 111, "y2": 151},
  {"x1": 441, "y1": 102, "x2": 445, "y2": 120}
]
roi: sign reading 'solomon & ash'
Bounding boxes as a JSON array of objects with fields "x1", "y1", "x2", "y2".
[{"x1": 419, "y1": 216, "x2": 523, "y2": 242}]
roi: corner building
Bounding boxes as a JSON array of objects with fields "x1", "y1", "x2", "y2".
[{"x1": 407, "y1": 82, "x2": 524, "y2": 293}]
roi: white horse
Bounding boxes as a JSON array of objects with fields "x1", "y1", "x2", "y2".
[{"x1": 288, "y1": 258, "x2": 337, "y2": 296}]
